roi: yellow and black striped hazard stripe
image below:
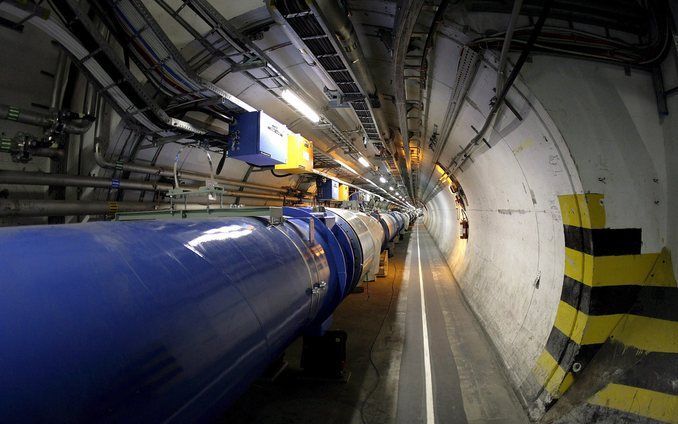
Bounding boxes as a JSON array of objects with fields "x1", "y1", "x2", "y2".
[{"x1": 531, "y1": 194, "x2": 678, "y2": 423}]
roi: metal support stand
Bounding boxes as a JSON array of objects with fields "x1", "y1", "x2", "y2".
[
  {"x1": 300, "y1": 330, "x2": 350, "y2": 382},
  {"x1": 259, "y1": 354, "x2": 288, "y2": 383},
  {"x1": 378, "y1": 250, "x2": 389, "y2": 277}
]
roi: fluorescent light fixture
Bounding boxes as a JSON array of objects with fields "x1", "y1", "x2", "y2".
[
  {"x1": 282, "y1": 89, "x2": 320, "y2": 123},
  {"x1": 379, "y1": 176, "x2": 387, "y2": 184},
  {"x1": 389, "y1": 186, "x2": 394, "y2": 191},
  {"x1": 335, "y1": 159, "x2": 358, "y2": 175},
  {"x1": 363, "y1": 176, "x2": 379, "y2": 188},
  {"x1": 357, "y1": 156, "x2": 370, "y2": 168}
]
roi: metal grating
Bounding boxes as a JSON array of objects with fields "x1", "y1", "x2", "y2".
[{"x1": 274, "y1": 1, "x2": 382, "y2": 141}]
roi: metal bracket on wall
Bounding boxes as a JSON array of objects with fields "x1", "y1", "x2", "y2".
[{"x1": 652, "y1": 66, "x2": 669, "y2": 116}]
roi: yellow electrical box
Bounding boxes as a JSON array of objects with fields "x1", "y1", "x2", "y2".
[
  {"x1": 275, "y1": 133, "x2": 313, "y2": 174},
  {"x1": 338, "y1": 184, "x2": 349, "y2": 201}
]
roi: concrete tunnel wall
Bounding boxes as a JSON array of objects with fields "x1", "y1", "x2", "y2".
[{"x1": 423, "y1": 55, "x2": 678, "y2": 423}]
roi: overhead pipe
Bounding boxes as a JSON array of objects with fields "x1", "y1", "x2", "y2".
[
  {"x1": 0, "y1": 170, "x2": 307, "y2": 203},
  {"x1": 265, "y1": 2, "x2": 339, "y2": 92},
  {"x1": 391, "y1": 0, "x2": 426, "y2": 199},
  {"x1": 31, "y1": 148, "x2": 65, "y2": 161},
  {"x1": 312, "y1": 0, "x2": 388, "y2": 125},
  {"x1": 0, "y1": 104, "x2": 94, "y2": 135},
  {"x1": 0, "y1": 170, "x2": 174, "y2": 192},
  {"x1": 0, "y1": 199, "x2": 159, "y2": 217},
  {"x1": 0, "y1": 207, "x2": 374, "y2": 421},
  {"x1": 267, "y1": 0, "x2": 389, "y2": 140},
  {"x1": 94, "y1": 143, "x2": 304, "y2": 196},
  {"x1": 50, "y1": 50, "x2": 70, "y2": 110}
]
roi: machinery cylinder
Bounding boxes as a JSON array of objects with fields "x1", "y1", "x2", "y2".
[
  {"x1": 390, "y1": 212, "x2": 405, "y2": 233},
  {"x1": 400, "y1": 211, "x2": 411, "y2": 229},
  {"x1": 353, "y1": 211, "x2": 385, "y2": 281},
  {"x1": 377, "y1": 212, "x2": 398, "y2": 248},
  {"x1": 328, "y1": 208, "x2": 378, "y2": 286},
  {"x1": 0, "y1": 212, "x2": 349, "y2": 422}
]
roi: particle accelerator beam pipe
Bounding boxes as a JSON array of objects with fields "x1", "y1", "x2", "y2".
[{"x1": 0, "y1": 209, "x2": 360, "y2": 422}]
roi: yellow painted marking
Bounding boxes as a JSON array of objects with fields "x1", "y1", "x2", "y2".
[
  {"x1": 553, "y1": 301, "x2": 623, "y2": 345},
  {"x1": 564, "y1": 247, "x2": 593, "y2": 286},
  {"x1": 553, "y1": 301, "x2": 678, "y2": 352},
  {"x1": 558, "y1": 194, "x2": 606, "y2": 229},
  {"x1": 564, "y1": 248, "x2": 675, "y2": 288},
  {"x1": 589, "y1": 383, "x2": 678, "y2": 423},
  {"x1": 534, "y1": 350, "x2": 571, "y2": 397},
  {"x1": 558, "y1": 371, "x2": 575, "y2": 395},
  {"x1": 612, "y1": 314, "x2": 678, "y2": 353}
]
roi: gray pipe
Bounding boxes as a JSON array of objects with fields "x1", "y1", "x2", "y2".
[
  {"x1": 31, "y1": 148, "x2": 65, "y2": 161},
  {"x1": 94, "y1": 143, "x2": 302, "y2": 195},
  {"x1": 0, "y1": 170, "x2": 306, "y2": 202},
  {"x1": 495, "y1": 0, "x2": 524, "y2": 94},
  {"x1": 0, "y1": 199, "x2": 158, "y2": 217},
  {"x1": 311, "y1": 0, "x2": 390, "y2": 133},
  {"x1": 0, "y1": 193, "x2": 309, "y2": 217},
  {"x1": 0, "y1": 104, "x2": 93, "y2": 135},
  {"x1": 50, "y1": 51, "x2": 70, "y2": 109},
  {"x1": 0, "y1": 170, "x2": 174, "y2": 191}
]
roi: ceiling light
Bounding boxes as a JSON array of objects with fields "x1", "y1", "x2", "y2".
[
  {"x1": 335, "y1": 159, "x2": 358, "y2": 175},
  {"x1": 379, "y1": 176, "x2": 387, "y2": 184},
  {"x1": 389, "y1": 186, "x2": 394, "y2": 191},
  {"x1": 282, "y1": 89, "x2": 320, "y2": 123},
  {"x1": 357, "y1": 156, "x2": 370, "y2": 168}
]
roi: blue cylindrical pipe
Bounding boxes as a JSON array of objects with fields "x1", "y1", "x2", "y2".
[
  {"x1": 0, "y1": 213, "x2": 350, "y2": 422},
  {"x1": 374, "y1": 212, "x2": 398, "y2": 249}
]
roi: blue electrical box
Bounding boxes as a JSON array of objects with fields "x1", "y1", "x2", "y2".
[
  {"x1": 318, "y1": 179, "x2": 339, "y2": 200},
  {"x1": 228, "y1": 111, "x2": 288, "y2": 166}
]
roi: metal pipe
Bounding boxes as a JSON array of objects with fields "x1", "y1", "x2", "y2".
[
  {"x1": 328, "y1": 207, "x2": 381, "y2": 285},
  {"x1": 265, "y1": 2, "x2": 339, "y2": 92},
  {"x1": 0, "y1": 199, "x2": 157, "y2": 217},
  {"x1": 353, "y1": 211, "x2": 385, "y2": 280},
  {"x1": 0, "y1": 104, "x2": 93, "y2": 134},
  {"x1": 495, "y1": 0, "x2": 524, "y2": 94},
  {"x1": 94, "y1": 143, "x2": 299, "y2": 195},
  {"x1": 0, "y1": 170, "x2": 306, "y2": 202},
  {"x1": 50, "y1": 51, "x2": 70, "y2": 110},
  {"x1": 32, "y1": 148, "x2": 65, "y2": 161},
  {"x1": 0, "y1": 210, "x2": 351, "y2": 421},
  {"x1": 0, "y1": 170, "x2": 174, "y2": 191}
]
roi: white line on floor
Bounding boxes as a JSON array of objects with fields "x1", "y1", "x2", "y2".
[{"x1": 416, "y1": 226, "x2": 435, "y2": 424}]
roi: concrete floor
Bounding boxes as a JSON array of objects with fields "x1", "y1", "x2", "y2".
[{"x1": 220, "y1": 223, "x2": 528, "y2": 424}]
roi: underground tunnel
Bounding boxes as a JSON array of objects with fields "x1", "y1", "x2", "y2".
[{"x1": 0, "y1": 0, "x2": 676, "y2": 423}]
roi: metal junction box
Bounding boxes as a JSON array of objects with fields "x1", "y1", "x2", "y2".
[
  {"x1": 275, "y1": 133, "x2": 314, "y2": 174},
  {"x1": 228, "y1": 111, "x2": 288, "y2": 166},
  {"x1": 338, "y1": 184, "x2": 349, "y2": 201},
  {"x1": 318, "y1": 179, "x2": 339, "y2": 200}
]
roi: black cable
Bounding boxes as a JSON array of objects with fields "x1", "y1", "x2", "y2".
[
  {"x1": 443, "y1": 0, "x2": 553, "y2": 178},
  {"x1": 360, "y1": 259, "x2": 398, "y2": 424},
  {"x1": 496, "y1": 0, "x2": 553, "y2": 104},
  {"x1": 270, "y1": 169, "x2": 292, "y2": 178}
]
